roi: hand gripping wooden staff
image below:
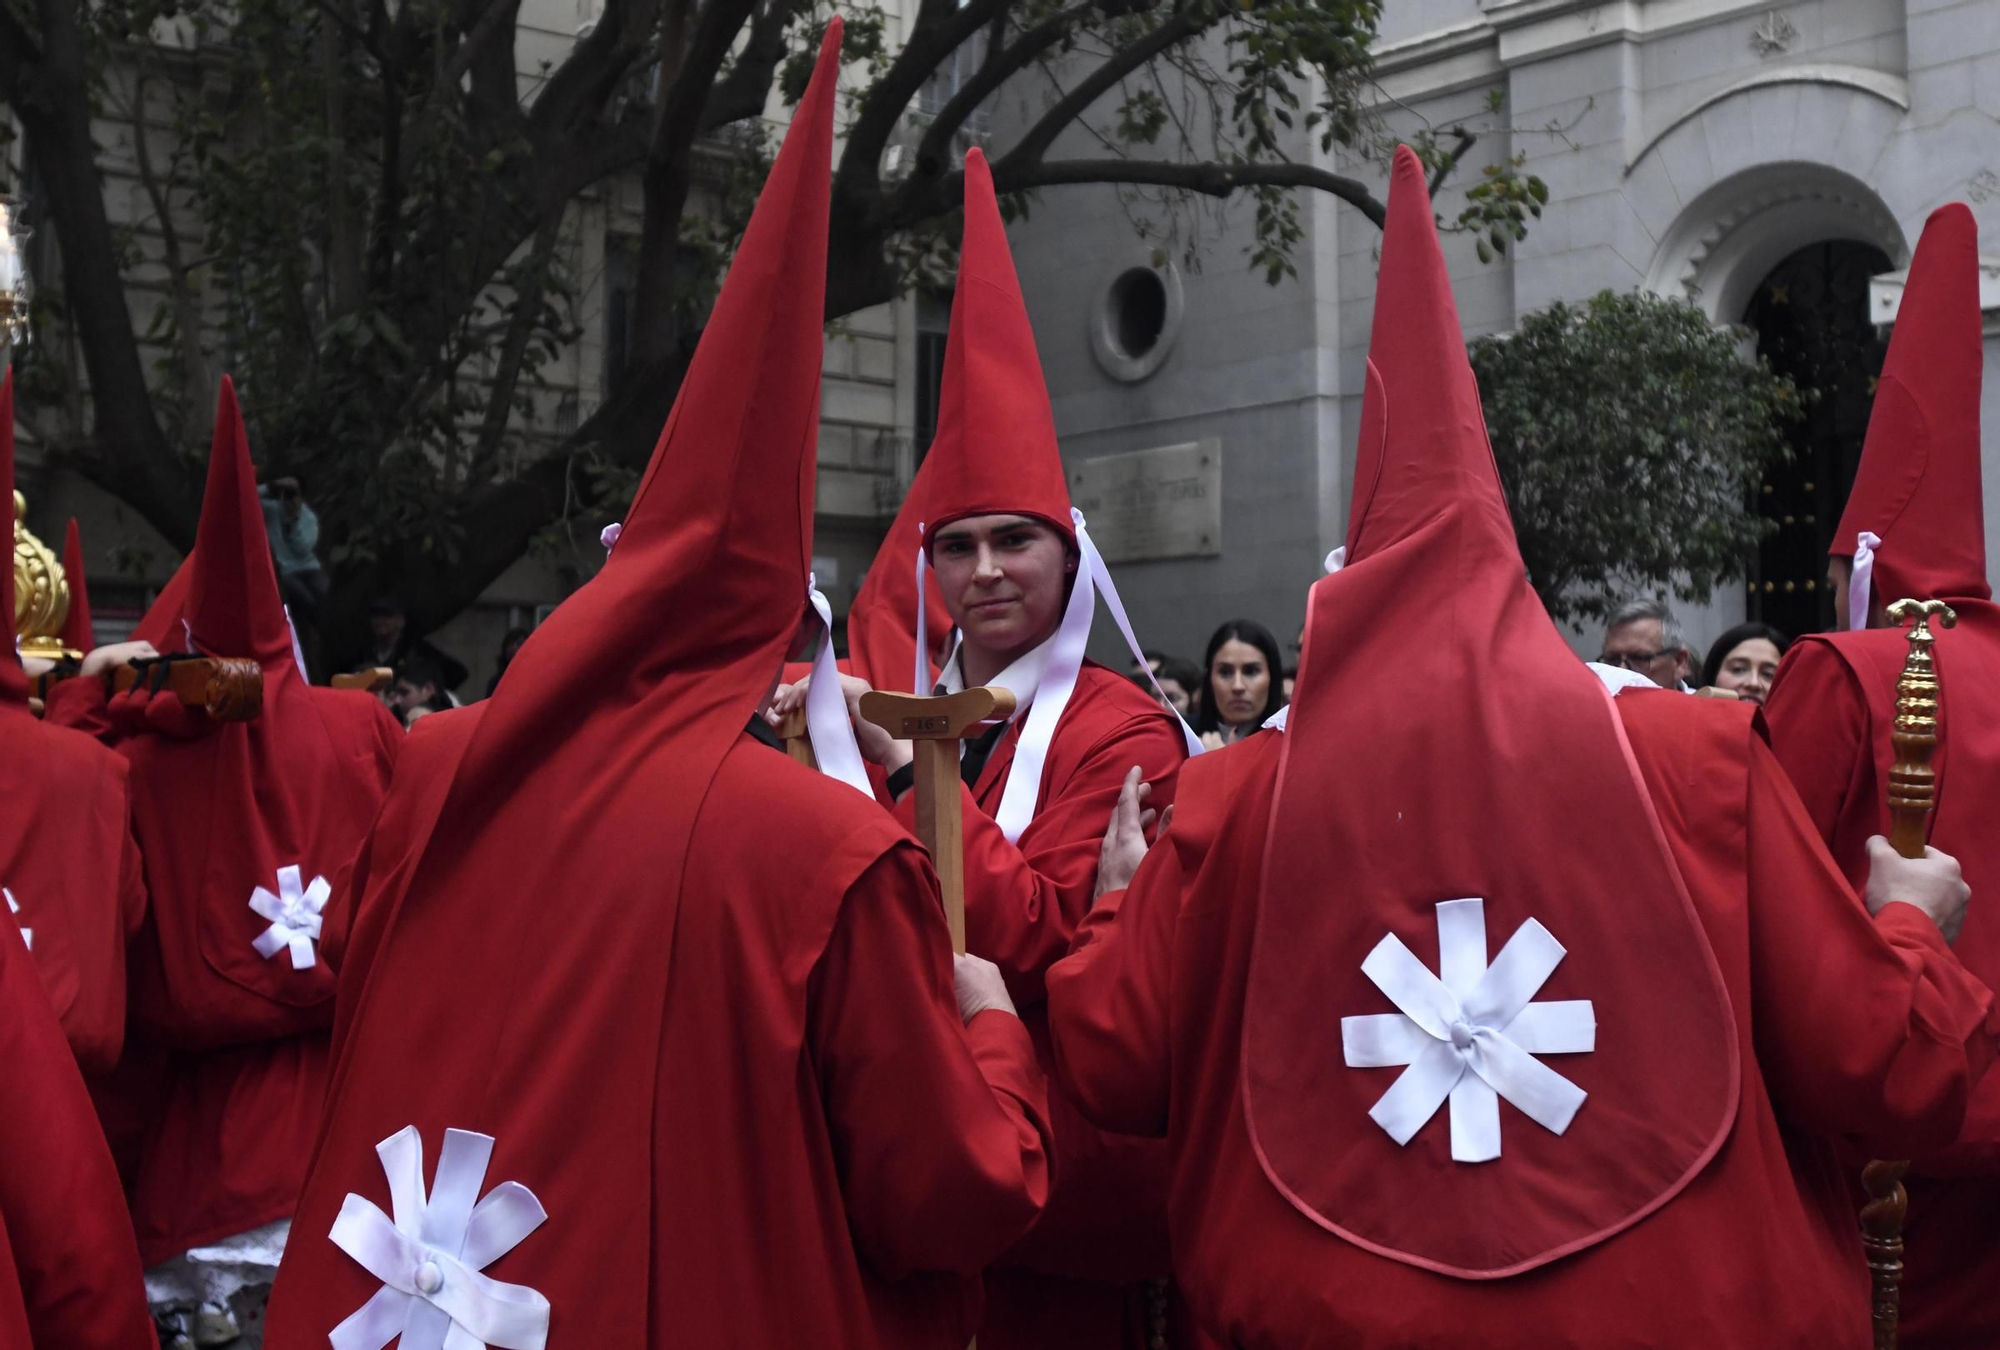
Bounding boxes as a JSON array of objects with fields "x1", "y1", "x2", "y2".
[
  {"x1": 1860, "y1": 597, "x2": 1957, "y2": 1350},
  {"x1": 858, "y1": 687, "x2": 1016, "y2": 954}
]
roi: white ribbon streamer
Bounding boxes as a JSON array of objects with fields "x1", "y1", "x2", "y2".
[
  {"x1": 248, "y1": 865, "x2": 331, "y2": 970},
  {"x1": 991, "y1": 510, "x2": 1202, "y2": 844},
  {"x1": 1341, "y1": 898, "x2": 1595, "y2": 1163},
  {"x1": 1849, "y1": 529, "x2": 1882, "y2": 632},
  {"x1": 283, "y1": 604, "x2": 310, "y2": 679},
  {"x1": 1324, "y1": 545, "x2": 1346, "y2": 574},
  {"x1": 912, "y1": 527, "x2": 938, "y2": 697},
  {"x1": 600, "y1": 521, "x2": 622, "y2": 554},
  {"x1": 805, "y1": 576, "x2": 873, "y2": 797},
  {"x1": 329, "y1": 1126, "x2": 550, "y2": 1350},
  {"x1": 4, "y1": 888, "x2": 28, "y2": 951}
]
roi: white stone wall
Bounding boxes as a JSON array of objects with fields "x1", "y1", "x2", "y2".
[{"x1": 1008, "y1": 0, "x2": 2000, "y2": 664}]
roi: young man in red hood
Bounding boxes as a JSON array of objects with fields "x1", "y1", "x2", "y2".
[
  {"x1": 262, "y1": 30, "x2": 1052, "y2": 1348},
  {"x1": 777, "y1": 147, "x2": 1202, "y2": 1348},
  {"x1": 42, "y1": 376, "x2": 403, "y2": 1305},
  {"x1": 1044, "y1": 147, "x2": 1994, "y2": 1349},
  {"x1": 1762, "y1": 201, "x2": 2000, "y2": 1350}
]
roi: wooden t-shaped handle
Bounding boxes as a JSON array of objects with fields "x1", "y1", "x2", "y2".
[
  {"x1": 858, "y1": 687, "x2": 1017, "y2": 955},
  {"x1": 772, "y1": 708, "x2": 818, "y2": 769}
]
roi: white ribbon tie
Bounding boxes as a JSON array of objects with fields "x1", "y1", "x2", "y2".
[
  {"x1": 1849, "y1": 529, "x2": 1882, "y2": 632},
  {"x1": 1324, "y1": 545, "x2": 1346, "y2": 574},
  {"x1": 1341, "y1": 898, "x2": 1595, "y2": 1163},
  {"x1": 805, "y1": 575, "x2": 873, "y2": 796},
  {"x1": 4, "y1": 888, "x2": 28, "y2": 951},
  {"x1": 248, "y1": 865, "x2": 331, "y2": 970},
  {"x1": 329, "y1": 1126, "x2": 550, "y2": 1350}
]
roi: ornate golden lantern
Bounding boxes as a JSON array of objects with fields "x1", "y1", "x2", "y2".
[{"x1": 12, "y1": 488, "x2": 73, "y2": 661}]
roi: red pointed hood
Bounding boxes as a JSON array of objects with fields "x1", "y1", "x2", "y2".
[
  {"x1": 1243, "y1": 146, "x2": 1736, "y2": 1278},
  {"x1": 60, "y1": 520, "x2": 93, "y2": 655},
  {"x1": 917, "y1": 148, "x2": 1073, "y2": 546},
  {"x1": 187, "y1": 379, "x2": 293, "y2": 664},
  {"x1": 426, "y1": 19, "x2": 843, "y2": 811},
  {"x1": 847, "y1": 449, "x2": 955, "y2": 690},
  {"x1": 1832, "y1": 203, "x2": 1988, "y2": 608},
  {"x1": 2, "y1": 371, "x2": 26, "y2": 707}
]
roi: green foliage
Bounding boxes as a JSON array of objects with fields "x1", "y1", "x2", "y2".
[{"x1": 1468, "y1": 291, "x2": 1806, "y2": 625}]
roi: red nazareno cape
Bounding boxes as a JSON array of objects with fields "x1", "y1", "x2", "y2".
[
  {"x1": 264, "y1": 27, "x2": 1053, "y2": 1348},
  {"x1": 1764, "y1": 201, "x2": 2000, "y2": 1350},
  {"x1": 1046, "y1": 146, "x2": 1996, "y2": 1348},
  {"x1": 0, "y1": 861, "x2": 158, "y2": 1349},
  {"x1": 1, "y1": 372, "x2": 146, "y2": 1078},
  {"x1": 49, "y1": 378, "x2": 403, "y2": 1263}
]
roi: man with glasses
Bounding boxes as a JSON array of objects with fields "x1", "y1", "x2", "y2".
[{"x1": 1599, "y1": 597, "x2": 1694, "y2": 690}]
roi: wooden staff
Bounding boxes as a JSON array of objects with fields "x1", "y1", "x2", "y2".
[
  {"x1": 858, "y1": 687, "x2": 1015, "y2": 955},
  {"x1": 773, "y1": 708, "x2": 818, "y2": 769},
  {"x1": 112, "y1": 654, "x2": 263, "y2": 722},
  {"x1": 331, "y1": 667, "x2": 393, "y2": 695},
  {"x1": 1861, "y1": 596, "x2": 1957, "y2": 1350}
]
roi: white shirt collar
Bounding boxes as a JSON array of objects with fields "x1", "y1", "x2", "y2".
[{"x1": 936, "y1": 631, "x2": 1054, "y2": 720}]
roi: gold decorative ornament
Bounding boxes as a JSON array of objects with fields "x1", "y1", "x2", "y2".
[{"x1": 12, "y1": 488, "x2": 74, "y2": 660}]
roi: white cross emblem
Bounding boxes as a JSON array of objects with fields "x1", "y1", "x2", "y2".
[
  {"x1": 248, "y1": 865, "x2": 331, "y2": 970},
  {"x1": 4, "y1": 888, "x2": 28, "y2": 951},
  {"x1": 329, "y1": 1126, "x2": 550, "y2": 1350},
  {"x1": 1341, "y1": 898, "x2": 1596, "y2": 1163}
]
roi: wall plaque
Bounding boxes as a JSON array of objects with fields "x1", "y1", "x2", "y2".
[{"x1": 1068, "y1": 439, "x2": 1222, "y2": 564}]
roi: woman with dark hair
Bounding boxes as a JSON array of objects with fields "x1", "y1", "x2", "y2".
[
  {"x1": 1196, "y1": 618, "x2": 1287, "y2": 748},
  {"x1": 1699, "y1": 621, "x2": 1789, "y2": 705}
]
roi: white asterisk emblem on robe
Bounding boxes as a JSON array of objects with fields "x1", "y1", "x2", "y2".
[
  {"x1": 248, "y1": 865, "x2": 331, "y2": 970},
  {"x1": 1341, "y1": 897, "x2": 1596, "y2": 1163},
  {"x1": 330, "y1": 1126, "x2": 550, "y2": 1350}
]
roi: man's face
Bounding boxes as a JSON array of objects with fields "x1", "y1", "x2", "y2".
[
  {"x1": 930, "y1": 514, "x2": 1072, "y2": 663},
  {"x1": 1600, "y1": 618, "x2": 1687, "y2": 689},
  {"x1": 371, "y1": 612, "x2": 404, "y2": 645},
  {"x1": 388, "y1": 678, "x2": 434, "y2": 715}
]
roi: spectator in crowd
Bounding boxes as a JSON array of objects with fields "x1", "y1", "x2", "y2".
[
  {"x1": 388, "y1": 658, "x2": 450, "y2": 728},
  {"x1": 1130, "y1": 648, "x2": 1165, "y2": 680},
  {"x1": 258, "y1": 475, "x2": 326, "y2": 616},
  {"x1": 1599, "y1": 598, "x2": 1695, "y2": 690},
  {"x1": 1151, "y1": 655, "x2": 1202, "y2": 720},
  {"x1": 366, "y1": 596, "x2": 468, "y2": 691},
  {"x1": 1195, "y1": 618, "x2": 1286, "y2": 749},
  {"x1": 1699, "y1": 622, "x2": 1789, "y2": 706},
  {"x1": 1282, "y1": 663, "x2": 1298, "y2": 703},
  {"x1": 486, "y1": 625, "x2": 531, "y2": 698}
]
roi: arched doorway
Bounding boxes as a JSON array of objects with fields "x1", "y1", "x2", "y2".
[{"x1": 1741, "y1": 240, "x2": 1890, "y2": 636}]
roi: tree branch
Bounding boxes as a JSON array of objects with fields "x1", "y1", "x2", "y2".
[
  {"x1": 998, "y1": 155, "x2": 1387, "y2": 225},
  {"x1": 469, "y1": 217, "x2": 562, "y2": 484},
  {"x1": 1428, "y1": 127, "x2": 1475, "y2": 196},
  {"x1": 700, "y1": 0, "x2": 799, "y2": 130},
  {"x1": 905, "y1": 0, "x2": 1098, "y2": 182},
  {"x1": 837, "y1": 0, "x2": 1017, "y2": 193},
  {"x1": 998, "y1": 6, "x2": 1206, "y2": 169}
]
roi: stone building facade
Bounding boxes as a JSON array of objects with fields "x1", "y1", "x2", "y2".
[{"x1": 1005, "y1": 0, "x2": 2000, "y2": 664}]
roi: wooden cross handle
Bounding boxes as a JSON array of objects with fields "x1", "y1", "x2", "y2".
[
  {"x1": 772, "y1": 708, "x2": 818, "y2": 769},
  {"x1": 112, "y1": 655, "x2": 264, "y2": 722},
  {"x1": 331, "y1": 667, "x2": 394, "y2": 695},
  {"x1": 858, "y1": 687, "x2": 1017, "y2": 955}
]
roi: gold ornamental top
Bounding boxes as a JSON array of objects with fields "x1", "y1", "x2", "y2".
[{"x1": 12, "y1": 488, "x2": 72, "y2": 660}]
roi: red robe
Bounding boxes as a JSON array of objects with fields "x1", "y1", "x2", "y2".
[
  {"x1": 0, "y1": 699, "x2": 146, "y2": 1074},
  {"x1": 59, "y1": 670, "x2": 403, "y2": 1263},
  {"x1": 1764, "y1": 609, "x2": 2000, "y2": 1348},
  {"x1": 894, "y1": 660, "x2": 1187, "y2": 1346},
  {"x1": 1047, "y1": 694, "x2": 1997, "y2": 1348},
  {"x1": 264, "y1": 733, "x2": 1052, "y2": 1347},
  {"x1": 0, "y1": 892, "x2": 157, "y2": 1349}
]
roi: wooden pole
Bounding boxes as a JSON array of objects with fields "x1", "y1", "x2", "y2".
[
  {"x1": 773, "y1": 708, "x2": 818, "y2": 770},
  {"x1": 857, "y1": 687, "x2": 1015, "y2": 957},
  {"x1": 1862, "y1": 596, "x2": 1957, "y2": 1350}
]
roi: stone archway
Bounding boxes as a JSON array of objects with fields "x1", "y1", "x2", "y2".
[{"x1": 1644, "y1": 162, "x2": 1908, "y2": 323}]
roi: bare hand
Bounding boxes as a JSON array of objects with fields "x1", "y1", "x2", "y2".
[
  {"x1": 81, "y1": 640, "x2": 159, "y2": 680},
  {"x1": 1095, "y1": 767, "x2": 1158, "y2": 902},
  {"x1": 1199, "y1": 730, "x2": 1226, "y2": 752},
  {"x1": 1864, "y1": 836, "x2": 1969, "y2": 944},
  {"x1": 768, "y1": 672, "x2": 907, "y2": 770},
  {"x1": 954, "y1": 953, "x2": 1017, "y2": 1022},
  {"x1": 19, "y1": 655, "x2": 54, "y2": 678}
]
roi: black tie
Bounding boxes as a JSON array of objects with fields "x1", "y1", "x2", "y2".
[{"x1": 958, "y1": 718, "x2": 1011, "y2": 788}]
